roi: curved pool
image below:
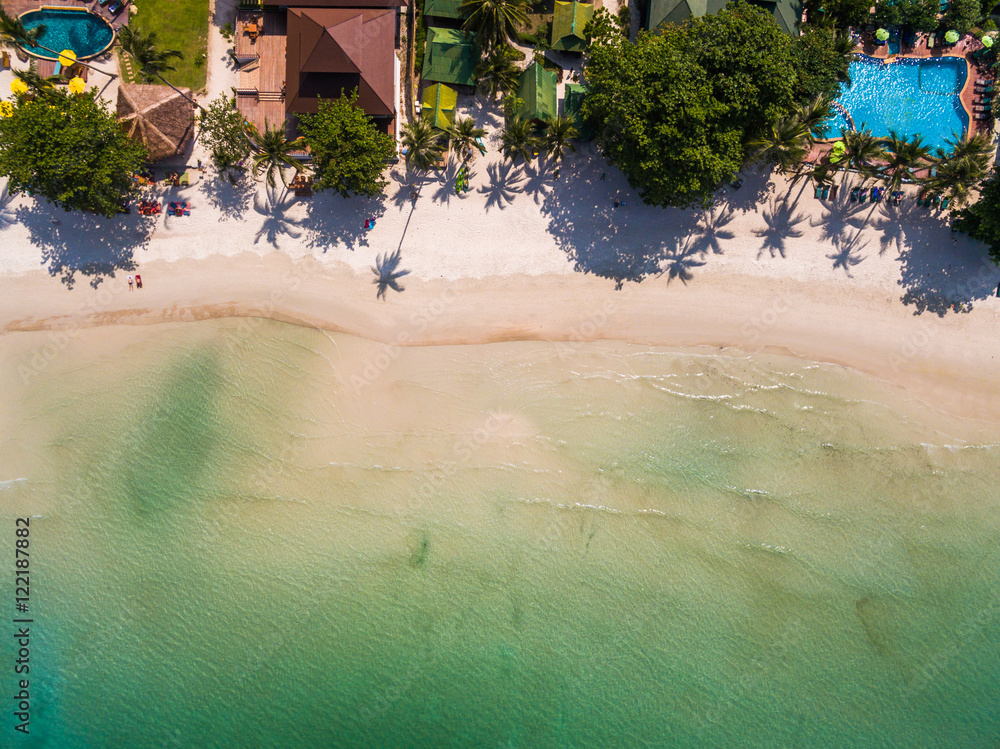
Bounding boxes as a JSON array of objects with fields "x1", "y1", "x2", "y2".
[
  {"x1": 818, "y1": 55, "x2": 969, "y2": 150},
  {"x1": 18, "y1": 8, "x2": 116, "y2": 61}
]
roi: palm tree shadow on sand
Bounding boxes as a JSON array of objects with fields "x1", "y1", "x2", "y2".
[
  {"x1": 253, "y1": 186, "x2": 304, "y2": 248},
  {"x1": 690, "y1": 205, "x2": 735, "y2": 255},
  {"x1": 826, "y1": 229, "x2": 869, "y2": 277},
  {"x1": 372, "y1": 249, "x2": 410, "y2": 299},
  {"x1": 754, "y1": 197, "x2": 807, "y2": 259},
  {"x1": 480, "y1": 162, "x2": 524, "y2": 211},
  {"x1": 0, "y1": 184, "x2": 16, "y2": 230},
  {"x1": 199, "y1": 170, "x2": 256, "y2": 220},
  {"x1": 659, "y1": 238, "x2": 707, "y2": 284}
]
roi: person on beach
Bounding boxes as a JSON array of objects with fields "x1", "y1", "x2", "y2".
[
  {"x1": 135, "y1": 275, "x2": 143, "y2": 290},
  {"x1": 127, "y1": 275, "x2": 134, "y2": 291}
]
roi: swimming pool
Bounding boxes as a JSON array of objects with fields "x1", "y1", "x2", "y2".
[
  {"x1": 18, "y1": 8, "x2": 116, "y2": 61},
  {"x1": 818, "y1": 55, "x2": 969, "y2": 150}
]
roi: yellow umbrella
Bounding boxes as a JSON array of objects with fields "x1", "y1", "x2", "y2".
[
  {"x1": 10, "y1": 79, "x2": 28, "y2": 95},
  {"x1": 0, "y1": 101, "x2": 13, "y2": 118},
  {"x1": 68, "y1": 77, "x2": 86, "y2": 94},
  {"x1": 58, "y1": 49, "x2": 77, "y2": 67}
]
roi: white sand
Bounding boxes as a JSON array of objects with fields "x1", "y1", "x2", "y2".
[{"x1": 1, "y1": 89, "x2": 999, "y2": 425}]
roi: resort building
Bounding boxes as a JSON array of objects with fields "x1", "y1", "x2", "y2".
[
  {"x1": 421, "y1": 82, "x2": 458, "y2": 128},
  {"x1": 423, "y1": 0, "x2": 465, "y2": 20},
  {"x1": 646, "y1": 0, "x2": 803, "y2": 35},
  {"x1": 550, "y1": 1, "x2": 593, "y2": 53},
  {"x1": 235, "y1": 0, "x2": 406, "y2": 136},
  {"x1": 516, "y1": 61, "x2": 557, "y2": 122},
  {"x1": 422, "y1": 28, "x2": 477, "y2": 87},
  {"x1": 116, "y1": 84, "x2": 196, "y2": 162}
]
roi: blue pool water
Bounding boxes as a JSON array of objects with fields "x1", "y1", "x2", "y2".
[
  {"x1": 819, "y1": 55, "x2": 969, "y2": 150},
  {"x1": 19, "y1": 9, "x2": 115, "y2": 61}
]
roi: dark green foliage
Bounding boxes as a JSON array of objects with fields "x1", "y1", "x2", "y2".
[
  {"x1": 803, "y1": 0, "x2": 872, "y2": 28},
  {"x1": 952, "y1": 170, "x2": 1000, "y2": 262},
  {"x1": 944, "y1": 0, "x2": 982, "y2": 34},
  {"x1": 415, "y1": 0, "x2": 427, "y2": 74},
  {"x1": 792, "y1": 28, "x2": 850, "y2": 103},
  {"x1": 582, "y1": 2, "x2": 798, "y2": 208},
  {"x1": 0, "y1": 90, "x2": 147, "y2": 217},
  {"x1": 873, "y1": 0, "x2": 939, "y2": 34},
  {"x1": 297, "y1": 91, "x2": 396, "y2": 197}
]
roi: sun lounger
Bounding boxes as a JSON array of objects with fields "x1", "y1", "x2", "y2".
[
  {"x1": 974, "y1": 113, "x2": 991, "y2": 120},
  {"x1": 870, "y1": 187, "x2": 878, "y2": 202},
  {"x1": 850, "y1": 187, "x2": 859, "y2": 202},
  {"x1": 859, "y1": 190, "x2": 867, "y2": 204},
  {"x1": 814, "y1": 186, "x2": 823, "y2": 199},
  {"x1": 179, "y1": 172, "x2": 190, "y2": 187},
  {"x1": 821, "y1": 186, "x2": 829, "y2": 199},
  {"x1": 830, "y1": 184, "x2": 838, "y2": 200},
  {"x1": 941, "y1": 197, "x2": 950, "y2": 209}
]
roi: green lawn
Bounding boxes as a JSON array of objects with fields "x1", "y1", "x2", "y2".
[{"x1": 128, "y1": 0, "x2": 211, "y2": 92}]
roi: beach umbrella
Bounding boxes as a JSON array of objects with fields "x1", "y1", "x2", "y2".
[
  {"x1": 829, "y1": 140, "x2": 847, "y2": 164},
  {"x1": 945, "y1": 30, "x2": 959, "y2": 44},
  {"x1": 876, "y1": 28, "x2": 889, "y2": 41},
  {"x1": 58, "y1": 49, "x2": 77, "y2": 67},
  {"x1": 983, "y1": 35, "x2": 994, "y2": 48},
  {"x1": 10, "y1": 79, "x2": 28, "y2": 95},
  {"x1": 0, "y1": 101, "x2": 12, "y2": 118},
  {"x1": 68, "y1": 77, "x2": 86, "y2": 95}
]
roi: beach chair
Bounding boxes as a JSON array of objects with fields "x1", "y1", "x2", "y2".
[
  {"x1": 859, "y1": 190, "x2": 868, "y2": 204},
  {"x1": 821, "y1": 186, "x2": 830, "y2": 200},
  {"x1": 870, "y1": 187, "x2": 879, "y2": 202},
  {"x1": 830, "y1": 184, "x2": 838, "y2": 200},
  {"x1": 179, "y1": 172, "x2": 190, "y2": 187},
  {"x1": 814, "y1": 185, "x2": 823, "y2": 199},
  {"x1": 850, "y1": 187, "x2": 859, "y2": 202},
  {"x1": 941, "y1": 197, "x2": 950, "y2": 209},
  {"x1": 1, "y1": 51, "x2": 9, "y2": 69}
]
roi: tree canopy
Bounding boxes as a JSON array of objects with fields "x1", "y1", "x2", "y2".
[
  {"x1": 297, "y1": 91, "x2": 396, "y2": 197},
  {"x1": 583, "y1": 2, "x2": 812, "y2": 208},
  {"x1": 873, "y1": 0, "x2": 939, "y2": 34},
  {"x1": 0, "y1": 89, "x2": 146, "y2": 217},
  {"x1": 198, "y1": 94, "x2": 251, "y2": 183},
  {"x1": 952, "y1": 170, "x2": 1000, "y2": 260}
]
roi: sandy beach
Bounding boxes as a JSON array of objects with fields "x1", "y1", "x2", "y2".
[{"x1": 1, "y1": 133, "x2": 1000, "y2": 426}]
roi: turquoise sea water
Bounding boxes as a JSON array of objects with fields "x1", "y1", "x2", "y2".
[
  {"x1": 820, "y1": 56, "x2": 969, "y2": 150},
  {"x1": 1, "y1": 319, "x2": 999, "y2": 747}
]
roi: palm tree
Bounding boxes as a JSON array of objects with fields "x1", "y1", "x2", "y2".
[
  {"x1": 542, "y1": 115, "x2": 578, "y2": 164},
  {"x1": 840, "y1": 128, "x2": 886, "y2": 181},
  {"x1": 831, "y1": 30, "x2": 855, "y2": 87},
  {"x1": 937, "y1": 132, "x2": 993, "y2": 165},
  {"x1": 879, "y1": 131, "x2": 931, "y2": 194},
  {"x1": 117, "y1": 27, "x2": 196, "y2": 107},
  {"x1": 0, "y1": 6, "x2": 115, "y2": 79},
  {"x1": 461, "y1": 0, "x2": 528, "y2": 52},
  {"x1": 212, "y1": 147, "x2": 247, "y2": 186},
  {"x1": 12, "y1": 67, "x2": 59, "y2": 96},
  {"x1": 474, "y1": 45, "x2": 521, "y2": 100},
  {"x1": 501, "y1": 116, "x2": 541, "y2": 164},
  {"x1": 372, "y1": 249, "x2": 410, "y2": 299},
  {"x1": 401, "y1": 119, "x2": 446, "y2": 173},
  {"x1": 447, "y1": 117, "x2": 487, "y2": 162},
  {"x1": 250, "y1": 124, "x2": 304, "y2": 188},
  {"x1": 747, "y1": 116, "x2": 810, "y2": 174},
  {"x1": 0, "y1": 7, "x2": 43, "y2": 53},
  {"x1": 796, "y1": 95, "x2": 832, "y2": 144},
  {"x1": 921, "y1": 152, "x2": 991, "y2": 207}
]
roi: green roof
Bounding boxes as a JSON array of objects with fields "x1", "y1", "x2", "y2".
[
  {"x1": 424, "y1": 0, "x2": 466, "y2": 19},
  {"x1": 516, "y1": 62, "x2": 557, "y2": 122},
  {"x1": 423, "y1": 28, "x2": 477, "y2": 86},
  {"x1": 551, "y1": 1, "x2": 593, "y2": 52},
  {"x1": 421, "y1": 83, "x2": 458, "y2": 129},
  {"x1": 563, "y1": 82, "x2": 594, "y2": 139},
  {"x1": 645, "y1": 0, "x2": 803, "y2": 34}
]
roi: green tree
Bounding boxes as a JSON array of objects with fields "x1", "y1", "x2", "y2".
[
  {"x1": 797, "y1": 95, "x2": 833, "y2": 143},
  {"x1": 447, "y1": 116, "x2": 487, "y2": 162},
  {"x1": 542, "y1": 115, "x2": 578, "y2": 163},
  {"x1": 401, "y1": 119, "x2": 446, "y2": 173},
  {"x1": 297, "y1": 92, "x2": 396, "y2": 198},
  {"x1": 582, "y1": 1, "x2": 798, "y2": 207},
  {"x1": 952, "y1": 169, "x2": 1000, "y2": 259},
  {"x1": 878, "y1": 131, "x2": 931, "y2": 194},
  {"x1": 0, "y1": 89, "x2": 147, "y2": 216},
  {"x1": 748, "y1": 115, "x2": 810, "y2": 174},
  {"x1": 117, "y1": 27, "x2": 196, "y2": 107},
  {"x1": 250, "y1": 124, "x2": 305, "y2": 188},
  {"x1": 923, "y1": 150, "x2": 991, "y2": 206},
  {"x1": 874, "y1": 0, "x2": 939, "y2": 34},
  {"x1": 198, "y1": 94, "x2": 252, "y2": 183},
  {"x1": 501, "y1": 116, "x2": 540, "y2": 163},
  {"x1": 791, "y1": 29, "x2": 852, "y2": 103},
  {"x1": 474, "y1": 45, "x2": 521, "y2": 99},
  {"x1": 944, "y1": 0, "x2": 981, "y2": 34},
  {"x1": 802, "y1": 0, "x2": 872, "y2": 29},
  {"x1": 840, "y1": 128, "x2": 886, "y2": 181},
  {"x1": 461, "y1": 0, "x2": 528, "y2": 51}
]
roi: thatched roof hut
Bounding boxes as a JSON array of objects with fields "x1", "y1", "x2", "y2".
[{"x1": 116, "y1": 84, "x2": 195, "y2": 162}]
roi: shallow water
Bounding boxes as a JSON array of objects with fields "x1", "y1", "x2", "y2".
[{"x1": 1, "y1": 318, "x2": 998, "y2": 747}]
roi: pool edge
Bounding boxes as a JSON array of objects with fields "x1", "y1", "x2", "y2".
[{"x1": 16, "y1": 7, "x2": 118, "y2": 63}]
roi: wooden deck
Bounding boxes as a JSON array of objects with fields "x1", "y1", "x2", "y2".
[{"x1": 236, "y1": 9, "x2": 287, "y2": 134}]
